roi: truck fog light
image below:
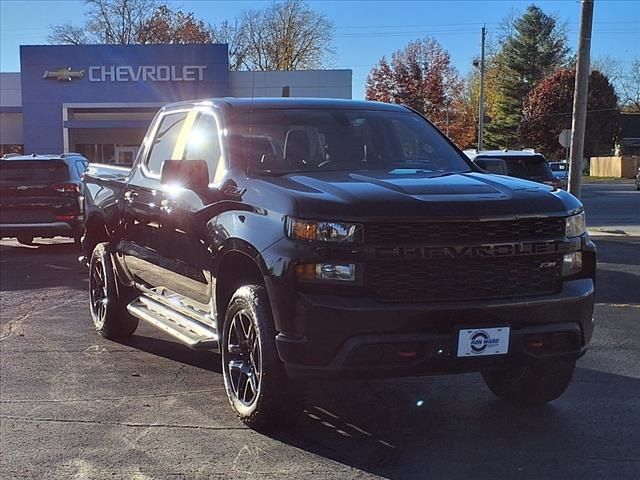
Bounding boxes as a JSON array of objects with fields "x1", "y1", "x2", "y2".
[
  {"x1": 317, "y1": 263, "x2": 356, "y2": 281},
  {"x1": 295, "y1": 263, "x2": 357, "y2": 282},
  {"x1": 562, "y1": 252, "x2": 582, "y2": 277}
]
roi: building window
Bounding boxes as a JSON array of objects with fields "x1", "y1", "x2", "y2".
[{"x1": 75, "y1": 144, "x2": 143, "y2": 165}]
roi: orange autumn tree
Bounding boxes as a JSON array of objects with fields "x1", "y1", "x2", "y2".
[{"x1": 365, "y1": 38, "x2": 475, "y2": 148}]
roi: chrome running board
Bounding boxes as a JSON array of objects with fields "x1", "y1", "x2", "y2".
[{"x1": 127, "y1": 290, "x2": 219, "y2": 351}]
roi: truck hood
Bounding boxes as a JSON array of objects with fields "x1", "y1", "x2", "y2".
[{"x1": 257, "y1": 170, "x2": 583, "y2": 220}]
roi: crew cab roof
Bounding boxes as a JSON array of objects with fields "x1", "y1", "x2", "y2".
[{"x1": 161, "y1": 97, "x2": 411, "y2": 113}]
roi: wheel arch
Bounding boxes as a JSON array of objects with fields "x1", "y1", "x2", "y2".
[
  {"x1": 214, "y1": 247, "x2": 270, "y2": 332},
  {"x1": 83, "y1": 213, "x2": 110, "y2": 258}
]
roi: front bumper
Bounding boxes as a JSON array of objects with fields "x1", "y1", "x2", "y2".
[{"x1": 276, "y1": 278, "x2": 595, "y2": 380}]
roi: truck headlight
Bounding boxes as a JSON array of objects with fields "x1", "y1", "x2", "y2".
[
  {"x1": 565, "y1": 212, "x2": 586, "y2": 238},
  {"x1": 286, "y1": 217, "x2": 362, "y2": 243}
]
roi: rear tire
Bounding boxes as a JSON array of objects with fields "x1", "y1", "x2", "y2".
[
  {"x1": 17, "y1": 236, "x2": 34, "y2": 246},
  {"x1": 221, "y1": 285, "x2": 304, "y2": 430},
  {"x1": 89, "y1": 242, "x2": 138, "y2": 339},
  {"x1": 482, "y1": 358, "x2": 576, "y2": 406}
]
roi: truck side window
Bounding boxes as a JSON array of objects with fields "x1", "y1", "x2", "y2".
[
  {"x1": 184, "y1": 112, "x2": 222, "y2": 181},
  {"x1": 146, "y1": 112, "x2": 187, "y2": 175}
]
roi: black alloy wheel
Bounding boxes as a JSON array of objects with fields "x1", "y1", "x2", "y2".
[
  {"x1": 226, "y1": 309, "x2": 262, "y2": 407},
  {"x1": 221, "y1": 285, "x2": 304, "y2": 430},
  {"x1": 88, "y1": 242, "x2": 138, "y2": 339},
  {"x1": 89, "y1": 253, "x2": 109, "y2": 330}
]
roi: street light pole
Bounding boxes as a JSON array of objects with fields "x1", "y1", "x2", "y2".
[
  {"x1": 568, "y1": 0, "x2": 595, "y2": 198},
  {"x1": 477, "y1": 25, "x2": 486, "y2": 151}
]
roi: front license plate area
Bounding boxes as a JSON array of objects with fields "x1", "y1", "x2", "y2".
[{"x1": 457, "y1": 327, "x2": 510, "y2": 357}]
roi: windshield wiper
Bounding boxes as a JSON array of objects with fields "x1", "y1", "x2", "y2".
[{"x1": 251, "y1": 169, "x2": 289, "y2": 177}]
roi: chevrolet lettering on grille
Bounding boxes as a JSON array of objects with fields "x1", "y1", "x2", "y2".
[{"x1": 371, "y1": 240, "x2": 575, "y2": 259}]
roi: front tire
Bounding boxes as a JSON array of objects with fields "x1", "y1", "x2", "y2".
[
  {"x1": 482, "y1": 358, "x2": 576, "y2": 406},
  {"x1": 221, "y1": 285, "x2": 304, "y2": 430},
  {"x1": 89, "y1": 242, "x2": 138, "y2": 339},
  {"x1": 17, "y1": 236, "x2": 33, "y2": 246}
]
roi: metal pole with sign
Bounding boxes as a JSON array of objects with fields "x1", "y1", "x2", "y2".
[
  {"x1": 559, "y1": 129, "x2": 572, "y2": 162},
  {"x1": 568, "y1": 0, "x2": 594, "y2": 198}
]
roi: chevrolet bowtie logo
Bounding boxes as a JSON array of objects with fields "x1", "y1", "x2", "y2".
[{"x1": 42, "y1": 67, "x2": 85, "y2": 81}]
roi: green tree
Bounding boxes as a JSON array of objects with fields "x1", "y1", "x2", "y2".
[
  {"x1": 485, "y1": 5, "x2": 569, "y2": 149},
  {"x1": 518, "y1": 69, "x2": 619, "y2": 159}
]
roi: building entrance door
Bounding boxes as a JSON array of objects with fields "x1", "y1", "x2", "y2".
[{"x1": 114, "y1": 146, "x2": 139, "y2": 165}]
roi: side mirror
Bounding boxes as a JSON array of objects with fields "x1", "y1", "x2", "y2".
[
  {"x1": 160, "y1": 160, "x2": 209, "y2": 191},
  {"x1": 474, "y1": 158, "x2": 508, "y2": 175}
]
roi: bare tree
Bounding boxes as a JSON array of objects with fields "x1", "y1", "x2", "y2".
[
  {"x1": 48, "y1": 24, "x2": 90, "y2": 45},
  {"x1": 241, "y1": 0, "x2": 333, "y2": 71},
  {"x1": 48, "y1": 0, "x2": 335, "y2": 73},
  {"x1": 211, "y1": 19, "x2": 249, "y2": 71},
  {"x1": 618, "y1": 59, "x2": 640, "y2": 113},
  {"x1": 48, "y1": 0, "x2": 158, "y2": 44}
]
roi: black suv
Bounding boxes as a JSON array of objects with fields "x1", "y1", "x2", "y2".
[
  {"x1": 83, "y1": 99, "x2": 596, "y2": 430},
  {"x1": 0, "y1": 153, "x2": 88, "y2": 245},
  {"x1": 472, "y1": 150, "x2": 563, "y2": 189}
]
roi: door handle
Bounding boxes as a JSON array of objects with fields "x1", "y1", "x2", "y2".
[
  {"x1": 160, "y1": 198, "x2": 176, "y2": 213},
  {"x1": 124, "y1": 191, "x2": 138, "y2": 202}
]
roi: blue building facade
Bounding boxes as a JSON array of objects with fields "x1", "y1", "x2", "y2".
[{"x1": 20, "y1": 44, "x2": 229, "y2": 159}]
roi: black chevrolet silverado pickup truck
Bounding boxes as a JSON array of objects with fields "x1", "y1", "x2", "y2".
[{"x1": 82, "y1": 98, "x2": 596, "y2": 429}]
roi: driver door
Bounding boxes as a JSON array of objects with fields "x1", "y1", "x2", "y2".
[{"x1": 154, "y1": 109, "x2": 226, "y2": 307}]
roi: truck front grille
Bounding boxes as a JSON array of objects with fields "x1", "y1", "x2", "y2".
[
  {"x1": 364, "y1": 254, "x2": 563, "y2": 302},
  {"x1": 365, "y1": 217, "x2": 566, "y2": 245}
]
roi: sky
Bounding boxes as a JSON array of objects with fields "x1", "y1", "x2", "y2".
[{"x1": 1, "y1": 0, "x2": 639, "y2": 99}]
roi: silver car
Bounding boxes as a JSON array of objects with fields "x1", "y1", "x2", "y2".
[{"x1": 549, "y1": 161, "x2": 569, "y2": 190}]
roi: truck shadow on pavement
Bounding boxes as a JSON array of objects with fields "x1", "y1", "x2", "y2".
[
  {"x1": 267, "y1": 367, "x2": 640, "y2": 479},
  {"x1": 121, "y1": 334, "x2": 223, "y2": 374},
  {"x1": 0, "y1": 241, "x2": 86, "y2": 291}
]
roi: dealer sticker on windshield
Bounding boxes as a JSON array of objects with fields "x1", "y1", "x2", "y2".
[{"x1": 457, "y1": 327, "x2": 510, "y2": 357}]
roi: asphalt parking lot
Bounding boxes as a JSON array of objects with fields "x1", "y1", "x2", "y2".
[{"x1": 1, "y1": 181, "x2": 639, "y2": 480}]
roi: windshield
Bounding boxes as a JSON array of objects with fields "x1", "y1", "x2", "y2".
[
  {"x1": 475, "y1": 154, "x2": 553, "y2": 181},
  {"x1": 227, "y1": 109, "x2": 471, "y2": 174}
]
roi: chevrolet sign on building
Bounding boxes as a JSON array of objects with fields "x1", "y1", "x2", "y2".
[
  {"x1": 87, "y1": 65, "x2": 208, "y2": 82},
  {"x1": 0, "y1": 44, "x2": 351, "y2": 160}
]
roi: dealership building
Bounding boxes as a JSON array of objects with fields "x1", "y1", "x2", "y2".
[{"x1": 0, "y1": 44, "x2": 352, "y2": 163}]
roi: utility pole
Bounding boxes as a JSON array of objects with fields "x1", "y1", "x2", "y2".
[
  {"x1": 568, "y1": 0, "x2": 594, "y2": 198},
  {"x1": 477, "y1": 25, "x2": 486, "y2": 151}
]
